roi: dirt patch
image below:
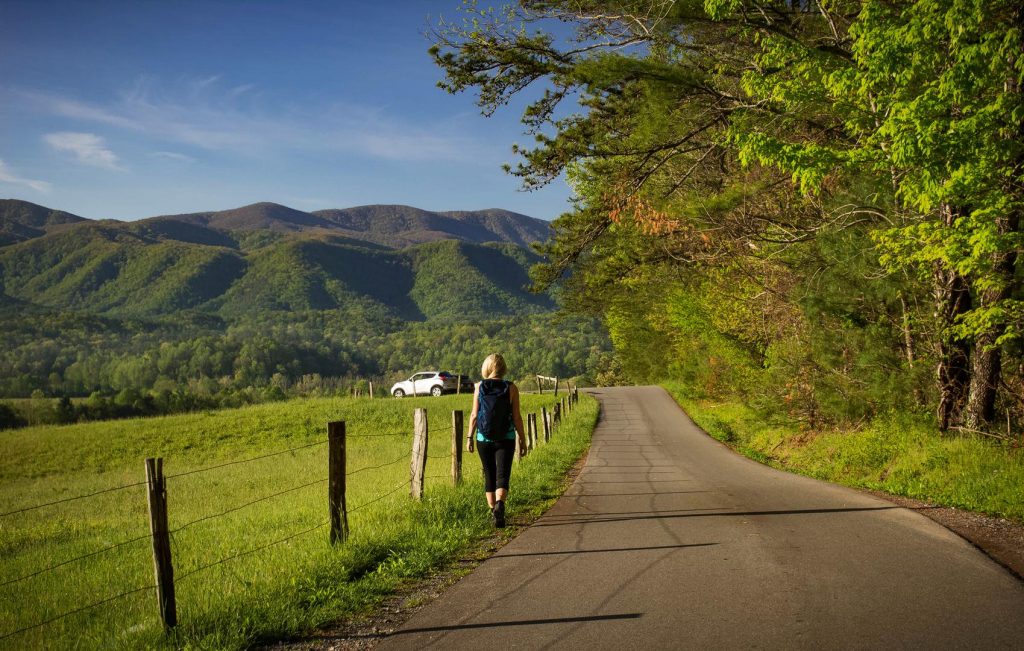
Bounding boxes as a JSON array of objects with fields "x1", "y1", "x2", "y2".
[
  {"x1": 860, "y1": 488, "x2": 1024, "y2": 582},
  {"x1": 262, "y1": 449, "x2": 591, "y2": 650}
]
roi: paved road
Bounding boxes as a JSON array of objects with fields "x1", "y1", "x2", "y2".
[{"x1": 379, "y1": 386, "x2": 1024, "y2": 650}]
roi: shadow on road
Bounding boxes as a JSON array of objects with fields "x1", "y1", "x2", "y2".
[
  {"x1": 574, "y1": 490, "x2": 712, "y2": 497},
  {"x1": 534, "y1": 505, "x2": 900, "y2": 527},
  {"x1": 492, "y1": 542, "x2": 718, "y2": 559},
  {"x1": 387, "y1": 613, "x2": 644, "y2": 636}
]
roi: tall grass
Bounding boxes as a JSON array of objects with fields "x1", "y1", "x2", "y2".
[
  {"x1": 661, "y1": 380, "x2": 1024, "y2": 521},
  {"x1": 0, "y1": 392, "x2": 598, "y2": 649}
]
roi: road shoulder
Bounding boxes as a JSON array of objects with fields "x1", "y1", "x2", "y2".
[{"x1": 860, "y1": 488, "x2": 1024, "y2": 581}]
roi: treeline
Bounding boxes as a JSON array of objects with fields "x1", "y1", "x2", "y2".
[
  {"x1": 432, "y1": 0, "x2": 1023, "y2": 437},
  {"x1": 1, "y1": 386, "x2": 288, "y2": 429},
  {"x1": 0, "y1": 309, "x2": 609, "y2": 428}
]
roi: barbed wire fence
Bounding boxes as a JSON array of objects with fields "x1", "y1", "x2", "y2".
[{"x1": 0, "y1": 386, "x2": 581, "y2": 642}]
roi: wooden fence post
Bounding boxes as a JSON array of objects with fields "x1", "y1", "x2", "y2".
[
  {"x1": 561, "y1": 397, "x2": 567, "y2": 417},
  {"x1": 411, "y1": 408, "x2": 428, "y2": 500},
  {"x1": 541, "y1": 407, "x2": 549, "y2": 443},
  {"x1": 328, "y1": 421, "x2": 348, "y2": 545},
  {"x1": 457, "y1": 374, "x2": 462, "y2": 395},
  {"x1": 514, "y1": 429, "x2": 522, "y2": 462},
  {"x1": 554, "y1": 376, "x2": 559, "y2": 396},
  {"x1": 369, "y1": 381, "x2": 374, "y2": 399},
  {"x1": 145, "y1": 458, "x2": 177, "y2": 631},
  {"x1": 536, "y1": 375, "x2": 542, "y2": 395},
  {"x1": 451, "y1": 410, "x2": 463, "y2": 485},
  {"x1": 528, "y1": 413, "x2": 536, "y2": 449}
]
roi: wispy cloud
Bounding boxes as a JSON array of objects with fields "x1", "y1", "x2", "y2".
[
  {"x1": 0, "y1": 158, "x2": 52, "y2": 192},
  {"x1": 44, "y1": 132, "x2": 123, "y2": 170},
  {"x1": 14, "y1": 77, "x2": 483, "y2": 162},
  {"x1": 149, "y1": 150, "x2": 196, "y2": 163}
]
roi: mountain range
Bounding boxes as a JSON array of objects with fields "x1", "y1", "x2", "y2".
[{"x1": 0, "y1": 199, "x2": 553, "y2": 321}]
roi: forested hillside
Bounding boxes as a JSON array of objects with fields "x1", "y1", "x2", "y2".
[
  {"x1": 431, "y1": 0, "x2": 1023, "y2": 438},
  {"x1": 0, "y1": 200, "x2": 608, "y2": 419},
  {"x1": 0, "y1": 199, "x2": 552, "y2": 320}
]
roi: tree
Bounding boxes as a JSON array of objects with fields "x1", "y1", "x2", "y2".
[{"x1": 431, "y1": 0, "x2": 1022, "y2": 433}]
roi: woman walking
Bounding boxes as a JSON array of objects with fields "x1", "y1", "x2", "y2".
[{"x1": 467, "y1": 353, "x2": 527, "y2": 528}]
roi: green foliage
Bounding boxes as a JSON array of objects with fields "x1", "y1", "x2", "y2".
[
  {"x1": 407, "y1": 240, "x2": 551, "y2": 319},
  {"x1": 0, "y1": 307, "x2": 608, "y2": 424},
  {"x1": 431, "y1": 0, "x2": 1023, "y2": 433},
  {"x1": 0, "y1": 223, "x2": 551, "y2": 322},
  {"x1": 664, "y1": 382, "x2": 1024, "y2": 521}
]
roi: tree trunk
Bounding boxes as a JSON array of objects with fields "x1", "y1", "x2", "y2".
[
  {"x1": 965, "y1": 215, "x2": 1020, "y2": 429},
  {"x1": 934, "y1": 205, "x2": 972, "y2": 431},
  {"x1": 898, "y1": 292, "x2": 926, "y2": 405}
]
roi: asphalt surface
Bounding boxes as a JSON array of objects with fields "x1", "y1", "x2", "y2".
[{"x1": 378, "y1": 386, "x2": 1024, "y2": 650}]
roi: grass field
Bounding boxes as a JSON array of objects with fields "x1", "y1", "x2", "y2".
[
  {"x1": 0, "y1": 392, "x2": 598, "y2": 650},
  {"x1": 661, "y1": 381, "x2": 1024, "y2": 521}
]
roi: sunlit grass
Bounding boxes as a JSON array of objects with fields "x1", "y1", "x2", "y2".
[
  {"x1": 0, "y1": 392, "x2": 598, "y2": 649},
  {"x1": 662, "y1": 380, "x2": 1024, "y2": 521}
]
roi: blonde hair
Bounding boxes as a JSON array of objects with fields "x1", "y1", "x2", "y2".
[{"x1": 481, "y1": 353, "x2": 507, "y2": 380}]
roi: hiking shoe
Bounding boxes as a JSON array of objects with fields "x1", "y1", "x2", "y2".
[{"x1": 493, "y1": 500, "x2": 506, "y2": 528}]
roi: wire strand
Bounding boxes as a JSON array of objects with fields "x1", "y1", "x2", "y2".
[
  {"x1": 0, "y1": 582, "x2": 155, "y2": 640},
  {"x1": 175, "y1": 519, "x2": 329, "y2": 583},
  {"x1": 0, "y1": 532, "x2": 152, "y2": 587},
  {"x1": 171, "y1": 477, "x2": 328, "y2": 534},
  {"x1": 165, "y1": 440, "x2": 326, "y2": 480},
  {"x1": 346, "y1": 433, "x2": 407, "y2": 439},
  {"x1": 349, "y1": 480, "x2": 409, "y2": 513},
  {"x1": 346, "y1": 453, "x2": 408, "y2": 476},
  {"x1": 0, "y1": 481, "x2": 147, "y2": 518}
]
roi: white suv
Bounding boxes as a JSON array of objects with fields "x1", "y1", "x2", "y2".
[{"x1": 390, "y1": 371, "x2": 472, "y2": 397}]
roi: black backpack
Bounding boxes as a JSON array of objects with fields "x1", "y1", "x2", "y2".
[{"x1": 477, "y1": 379, "x2": 512, "y2": 441}]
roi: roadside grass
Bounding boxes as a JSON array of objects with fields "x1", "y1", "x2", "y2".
[
  {"x1": 661, "y1": 381, "x2": 1024, "y2": 522},
  {"x1": 0, "y1": 392, "x2": 598, "y2": 650}
]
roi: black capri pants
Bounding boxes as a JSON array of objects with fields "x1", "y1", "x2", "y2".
[{"x1": 477, "y1": 439, "x2": 516, "y2": 492}]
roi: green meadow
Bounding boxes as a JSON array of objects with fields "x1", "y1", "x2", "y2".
[{"x1": 0, "y1": 392, "x2": 598, "y2": 649}]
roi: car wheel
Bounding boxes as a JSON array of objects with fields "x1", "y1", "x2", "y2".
[
  {"x1": 431, "y1": 385, "x2": 443, "y2": 397},
  {"x1": 393, "y1": 389, "x2": 405, "y2": 398}
]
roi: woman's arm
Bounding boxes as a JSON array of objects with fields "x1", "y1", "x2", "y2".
[
  {"x1": 510, "y1": 383, "x2": 527, "y2": 457},
  {"x1": 466, "y1": 383, "x2": 479, "y2": 452}
]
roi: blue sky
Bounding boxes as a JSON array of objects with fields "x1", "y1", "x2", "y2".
[{"x1": 0, "y1": 0, "x2": 572, "y2": 221}]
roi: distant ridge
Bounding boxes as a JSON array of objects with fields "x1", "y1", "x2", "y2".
[
  {"x1": 311, "y1": 204, "x2": 548, "y2": 248},
  {"x1": 0, "y1": 199, "x2": 551, "y2": 249},
  {"x1": 0, "y1": 199, "x2": 87, "y2": 246},
  {"x1": 150, "y1": 202, "x2": 338, "y2": 232}
]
